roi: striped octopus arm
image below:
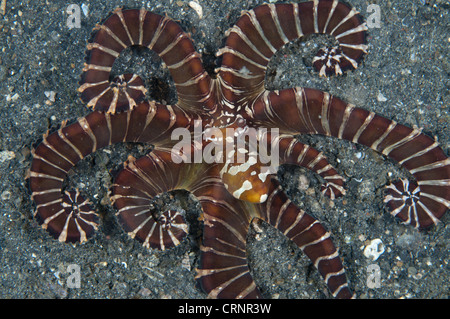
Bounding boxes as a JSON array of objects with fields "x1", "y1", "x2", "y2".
[
  {"x1": 261, "y1": 178, "x2": 352, "y2": 298},
  {"x1": 192, "y1": 169, "x2": 262, "y2": 299},
  {"x1": 28, "y1": 7, "x2": 215, "y2": 244},
  {"x1": 27, "y1": 102, "x2": 196, "y2": 244},
  {"x1": 111, "y1": 154, "x2": 263, "y2": 298},
  {"x1": 217, "y1": 0, "x2": 448, "y2": 229},
  {"x1": 79, "y1": 8, "x2": 215, "y2": 113},
  {"x1": 263, "y1": 132, "x2": 346, "y2": 199},
  {"x1": 217, "y1": 0, "x2": 367, "y2": 107},
  {"x1": 111, "y1": 149, "x2": 207, "y2": 250},
  {"x1": 193, "y1": 169, "x2": 352, "y2": 298},
  {"x1": 247, "y1": 87, "x2": 449, "y2": 229}
]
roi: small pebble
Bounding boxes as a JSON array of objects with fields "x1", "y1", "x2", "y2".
[
  {"x1": 44, "y1": 91, "x2": 56, "y2": 102},
  {"x1": 1, "y1": 190, "x2": 11, "y2": 200},
  {"x1": 0, "y1": 150, "x2": 15, "y2": 163},
  {"x1": 181, "y1": 253, "x2": 191, "y2": 271},
  {"x1": 139, "y1": 287, "x2": 152, "y2": 297},
  {"x1": 377, "y1": 92, "x2": 388, "y2": 102},
  {"x1": 363, "y1": 238, "x2": 385, "y2": 261},
  {"x1": 81, "y1": 3, "x2": 89, "y2": 17},
  {"x1": 188, "y1": 1, "x2": 203, "y2": 19},
  {"x1": 298, "y1": 174, "x2": 309, "y2": 190},
  {"x1": 6, "y1": 93, "x2": 19, "y2": 102},
  {"x1": 94, "y1": 261, "x2": 108, "y2": 268}
]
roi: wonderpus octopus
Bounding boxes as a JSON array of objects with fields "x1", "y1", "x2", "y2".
[{"x1": 27, "y1": 0, "x2": 449, "y2": 298}]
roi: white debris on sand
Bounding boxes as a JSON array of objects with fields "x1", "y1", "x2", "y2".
[
  {"x1": 363, "y1": 238, "x2": 385, "y2": 261},
  {"x1": 0, "y1": 150, "x2": 15, "y2": 163},
  {"x1": 188, "y1": 0, "x2": 203, "y2": 19}
]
